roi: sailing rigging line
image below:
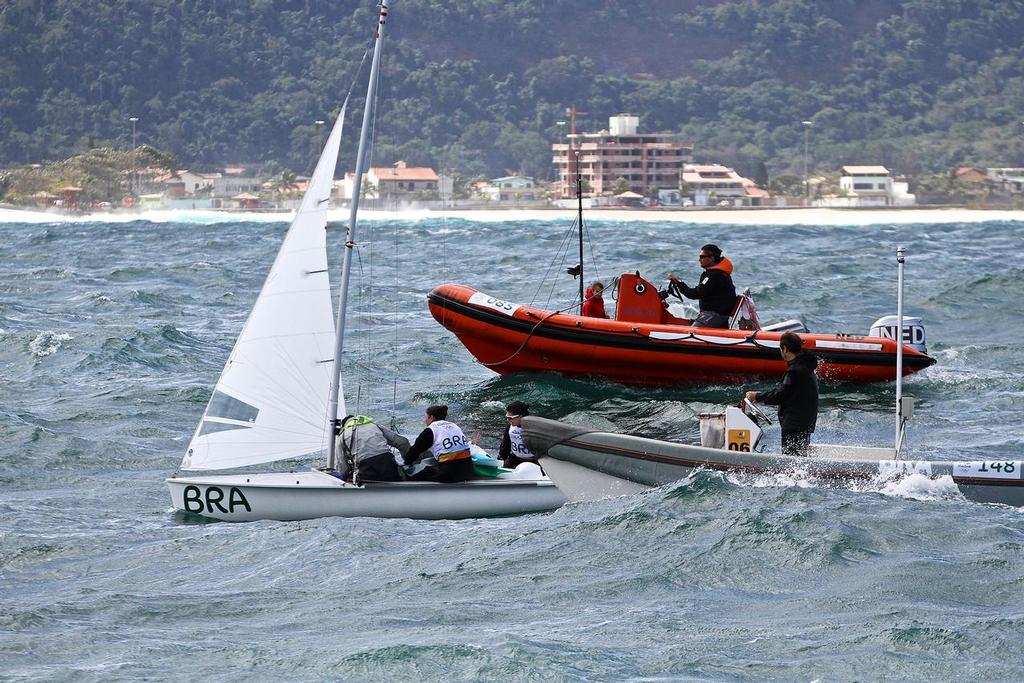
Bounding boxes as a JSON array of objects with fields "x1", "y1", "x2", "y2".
[
  {"x1": 315, "y1": 35, "x2": 377, "y2": 454},
  {"x1": 327, "y1": 1, "x2": 388, "y2": 471},
  {"x1": 485, "y1": 211, "x2": 601, "y2": 368},
  {"x1": 384, "y1": 43, "x2": 401, "y2": 428},
  {"x1": 353, "y1": 38, "x2": 386, "y2": 420},
  {"x1": 583, "y1": 218, "x2": 603, "y2": 290},
  {"x1": 531, "y1": 214, "x2": 579, "y2": 310}
]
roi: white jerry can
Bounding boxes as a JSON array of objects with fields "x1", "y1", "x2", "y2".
[{"x1": 869, "y1": 315, "x2": 927, "y2": 354}]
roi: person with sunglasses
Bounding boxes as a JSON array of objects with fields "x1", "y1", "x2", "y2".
[
  {"x1": 498, "y1": 401, "x2": 544, "y2": 473},
  {"x1": 667, "y1": 243, "x2": 736, "y2": 328}
]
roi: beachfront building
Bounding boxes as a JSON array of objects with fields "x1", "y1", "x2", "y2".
[
  {"x1": 955, "y1": 167, "x2": 992, "y2": 185},
  {"x1": 478, "y1": 176, "x2": 537, "y2": 203},
  {"x1": 212, "y1": 167, "x2": 262, "y2": 198},
  {"x1": 681, "y1": 164, "x2": 765, "y2": 207},
  {"x1": 987, "y1": 167, "x2": 1024, "y2": 193},
  {"x1": 152, "y1": 169, "x2": 220, "y2": 197},
  {"x1": 552, "y1": 114, "x2": 693, "y2": 199},
  {"x1": 338, "y1": 160, "x2": 451, "y2": 201},
  {"x1": 817, "y1": 165, "x2": 916, "y2": 207}
]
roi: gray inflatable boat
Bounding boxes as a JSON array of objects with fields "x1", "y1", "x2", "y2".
[{"x1": 521, "y1": 414, "x2": 1024, "y2": 508}]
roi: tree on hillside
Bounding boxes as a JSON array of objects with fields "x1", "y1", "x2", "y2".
[
  {"x1": 768, "y1": 174, "x2": 803, "y2": 197},
  {"x1": 276, "y1": 170, "x2": 299, "y2": 193}
]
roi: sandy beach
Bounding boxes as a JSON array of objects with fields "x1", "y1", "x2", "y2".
[{"x1": 2, "y1": 205, "x2": 1022, "y2": 225}]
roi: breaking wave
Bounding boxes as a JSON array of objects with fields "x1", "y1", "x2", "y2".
[{"x1": 27, "y1": 331, "x2": 72, "y2": 357}]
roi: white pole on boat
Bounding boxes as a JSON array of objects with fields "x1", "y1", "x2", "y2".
[
  {"x1": 895, "y1": 245, "x2": 905, "y2": 454},
  {"x1": 327, "y1": 0, "x2": 388, "y2": 470},
  {"x1": 576, "y1": 150, "x2": 584, "y2": 310}
]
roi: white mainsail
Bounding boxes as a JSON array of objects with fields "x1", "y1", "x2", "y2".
[{"x1": 181, "y1": 105, "x2": 348, "y2": 470}]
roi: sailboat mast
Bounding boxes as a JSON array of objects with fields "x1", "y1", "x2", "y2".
[{"x1": 327, "y1": 0, "x2": 388, "y2": 469}]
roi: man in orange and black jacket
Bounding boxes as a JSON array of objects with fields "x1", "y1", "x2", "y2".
[{"x1": 668, "y1": 243, "x2": 736, "y2": 328}]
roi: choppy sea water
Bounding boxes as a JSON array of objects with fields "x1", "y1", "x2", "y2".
[{"x1": 2, "y1": 212, "x2": 1024, "y2": 681}]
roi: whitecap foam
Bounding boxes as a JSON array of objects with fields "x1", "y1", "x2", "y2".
[
  {"x1": 28, "y1": 331, "x2": 72, "y2": 357},
  {"x1": 4, "y1": 205, "x2": 1024, "y2": 226},
  {"x1": 864, "y1": 472, "x2": 965, "y2": 503},
  {"x1": 725, "y1": 467, "x2": 819, "y2": 490},
  {"x1": 723, "y1": 467, "x2": 966, "y2": 505}
]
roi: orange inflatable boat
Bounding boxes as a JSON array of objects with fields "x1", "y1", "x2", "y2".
[{"x1": 427, "y1": 272, "x2": 936, "y2": 385}]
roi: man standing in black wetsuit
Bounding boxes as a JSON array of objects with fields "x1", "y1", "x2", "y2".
[
  {"x1": 668, "y1": 243, "x2": 736, "y2": 328},
  {"x1": 744, "y1": 331, "x2": 819, "y2": 457}
]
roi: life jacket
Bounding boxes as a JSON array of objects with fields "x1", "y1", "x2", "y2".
[
  {"x1": 706, "y1": 256, "x2": 734, "y2": 276},
  {"x1": 507, "y1": 425, "x2": 536, "y2": 459},
  {"x1": 582, "y1": 288, "x2": 607, "y2": 318},
  {"x1": 427, "y1": 420, "x2": 471, "y2": 462},
  {"x1": 338, "y1": 415, "x2": 401, "y2": 481},
  {"x1": 696, "y1": 257, "x2": 736, "y2": 315},
  {"x1": 342, "y1": 415, "x2": 374, "y2": 430}
]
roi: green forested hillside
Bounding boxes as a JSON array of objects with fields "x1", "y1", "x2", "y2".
[{"x1": 2, "y1": 0, "x2": 1023, "y2": 183}]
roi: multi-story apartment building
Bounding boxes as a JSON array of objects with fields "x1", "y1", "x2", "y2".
[{"x1": 552, "y1": 115, "x2": 693, "y2": 198}]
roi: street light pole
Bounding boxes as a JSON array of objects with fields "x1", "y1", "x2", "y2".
[
  {"x1": 802, "y1": 120, "x2": 812, "y2": 206},
  {"x1": 556, "y1": 120, "x2": 567, "y2": 198},
  {"x1": 129, "y1": 116, "x2": 139, "y2": 197}
]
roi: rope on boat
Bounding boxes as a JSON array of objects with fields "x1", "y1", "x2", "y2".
[
  {"x1": 478, "y1": 304, "x2": 572, "y2": 367},
  {"x1": 648, "y1": 329, "x2": 781, "y2": 349}
]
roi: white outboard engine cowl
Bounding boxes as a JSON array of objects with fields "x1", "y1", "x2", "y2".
[
  {"x1": 869, "y1": 315, "x2": 927, "y2": 354},
  {"x1": 699, "y1": 406, "x2": 763, "y2": 452}
]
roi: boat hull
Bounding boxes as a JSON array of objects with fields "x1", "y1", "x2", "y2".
[
  {"x1": 167, "y1": 470, "x2": 566, "y2": 522},
  {"x1": 427, "y1": 284, "x2": 936, "y2": 384},
  {"x1": 521, "y1": 416, "x2": 1024, "y2": 508}
]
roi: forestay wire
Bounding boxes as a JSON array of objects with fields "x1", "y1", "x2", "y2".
[
  {"x1": 530, "y1": 213, "x2": 602, "y2": 313},
  {"x1": 317, "y1": 39, "x2": 375, "y2": 455}
]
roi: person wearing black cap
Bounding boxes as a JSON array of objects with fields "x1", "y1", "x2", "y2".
[
  {"x1": 498, "y1": 401, "x2": 544, "y2": 471},
  {"x1": 667, "y1": 243, "x2": 736, "y2": 328}
]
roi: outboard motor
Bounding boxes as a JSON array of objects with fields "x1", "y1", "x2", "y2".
[
  {"x1": 869, "y1": 315, "x2": 927, "y2": 354},
  {"x1": 699, "y1": 406, "x2": 764, "y2": 452}
]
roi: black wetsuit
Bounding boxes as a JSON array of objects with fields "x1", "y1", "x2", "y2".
[{"x1": 759, "y1": 351, "x2": 819, "y2": 456}]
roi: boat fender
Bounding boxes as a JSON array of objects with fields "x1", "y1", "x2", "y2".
[{"x1": 869, "y1": 315, "x2": 927, "y2": 354}]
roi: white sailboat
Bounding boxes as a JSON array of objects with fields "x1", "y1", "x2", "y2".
[{"x1": 166, "y1": 1, "x2": 564, "y2": 522}]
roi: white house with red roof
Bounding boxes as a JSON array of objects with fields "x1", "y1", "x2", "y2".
[{"x1": 338, "y1": 161, "x2": 450, "y2": 200}]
